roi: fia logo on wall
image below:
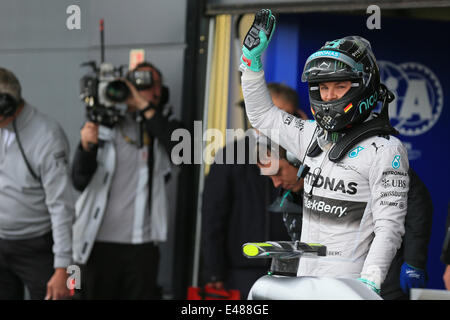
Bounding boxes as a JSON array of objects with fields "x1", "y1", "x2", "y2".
[{"x1": 378, "y1": 61, "x2": 443, "y2": 136}]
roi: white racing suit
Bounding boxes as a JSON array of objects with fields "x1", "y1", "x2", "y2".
[{"x1": 242, "y1": 70, "x2": 409, "y2": 289}]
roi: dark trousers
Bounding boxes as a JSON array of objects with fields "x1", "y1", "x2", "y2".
[
  {"x1": 79, "y1": 241, "x2": 161, "y2": 300},
  {"x1": 0, "y1": 232, "x2": 54, "y2": 300}
]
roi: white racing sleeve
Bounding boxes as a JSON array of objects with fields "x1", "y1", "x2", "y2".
[
  {"x1": 361, "y1": 143, "x2": 409, "y2": 288},
  {"x1": 241, "y1": 69, "x2": 315, "y2": 160}
]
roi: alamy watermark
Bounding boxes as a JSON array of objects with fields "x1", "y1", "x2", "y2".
[
  {"x1": 65, "y1": 4, "x2": 381, "y2": 32},
  {"x1": 170, "y1": 121, "x2": 281, "y2": 173},
  {"x1": 66, "y1": 265, "x2": 81, "y2": 290},
  {"x1": 66, "y1": 5, "x2": 81, "y2": 30},
  {"x1": 366, "y1": 5, "x2": 381, "y2": 30}
]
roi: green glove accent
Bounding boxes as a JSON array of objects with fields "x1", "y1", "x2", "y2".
[
  {"x1": 357, "y1": 278, "x2": 381, "y2": 295},
  {"x1": 240, "y1": 9, "x2": 276, "y2": 72}
]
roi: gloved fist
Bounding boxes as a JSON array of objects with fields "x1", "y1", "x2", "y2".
[
  {"x1": 240, "y1": 9, "x2": 276, "y2": 72},
  {"x1": 400, "y1": 263, "x2": 426, "y2": 295}
]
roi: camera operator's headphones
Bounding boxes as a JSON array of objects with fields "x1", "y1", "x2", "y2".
[
  {"x1": 0, "y1": 92, "x2": 20, "y2": 117},
  {"x1": 127, "y1": 62, "x2": 169, "y2": 108},
  {"x1": 0, "y1": 92, "x2": 39, "y2": 180}
]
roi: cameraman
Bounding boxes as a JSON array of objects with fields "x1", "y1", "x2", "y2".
[
  {"x1": 0, "y1": 67, "x2": 74, "y2": 300},
  {"x1": 71, "y1": 62, "x2": 183, "y2": 300}
]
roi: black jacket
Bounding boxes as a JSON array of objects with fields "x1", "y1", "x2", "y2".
[
  {"x1": 440, "y1": 203, "x2": 450, "y2": 265},
  {"x1": 201, "y1": 137, "x2": 290, "y2": 284},
  {"x1": 72, "y1": 108, "x2": 183, "y2": 192}
]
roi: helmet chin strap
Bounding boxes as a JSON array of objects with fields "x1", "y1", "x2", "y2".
[{"x1": 308, "y1": 84, "x2": 398, "y2": 162}]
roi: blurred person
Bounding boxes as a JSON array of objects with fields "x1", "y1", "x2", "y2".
[
  {"x1": 240, "y1": 10, "x2": 410, "y2": 295},
  {"x1": 0, "y1": 67, "x2": 74, "y2": 300},
  {"x1": 259, "y1": 147, "x2": 304, "y2": 242},
  {"x1": 267, "y1": 83, "x2": 308, "y2": 120},
  {"x1": 71, "y1": 61, "x2": 183, "y2": 299},
  {"x1": 442, "y1": 203, "x2": 450, "y2": 290},
  {"x1": 259, "y1": 95, "x2": 308, "y2": 243},
  {"x1": 201, "y1": 83, "x2": 304, "y2": 299}
]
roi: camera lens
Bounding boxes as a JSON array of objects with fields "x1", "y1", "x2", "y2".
[{"x1": 105, "y1": 80, "x2": 130, "y2": 103}]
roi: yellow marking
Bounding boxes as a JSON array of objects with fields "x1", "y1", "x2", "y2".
[{"x1": 243, "y1": 244, "x2": 260, "y2": 257}]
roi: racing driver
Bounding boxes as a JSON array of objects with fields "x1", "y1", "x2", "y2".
[{"x1": 239, "y1": 9, "x2": 410, "y2": 295}]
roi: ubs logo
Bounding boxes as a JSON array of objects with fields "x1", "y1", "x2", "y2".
[
  {"x1": 392, "y1": 179, "x2": 407, "y2": 188},
  {"x1": 382, "y1": 178, "x2": 407, "y2": 189},
  {"x1": 378, "y1": 61, "x2": 443, "y2": 136}
]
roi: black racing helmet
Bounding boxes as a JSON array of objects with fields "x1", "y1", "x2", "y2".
[{"x1": 301, "y1": 36, "x2": 380, "y2": 132}]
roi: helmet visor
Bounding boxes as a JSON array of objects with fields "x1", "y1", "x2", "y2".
[{"x1": 302, "y1": 57, "x2": 361, "y2": 83}]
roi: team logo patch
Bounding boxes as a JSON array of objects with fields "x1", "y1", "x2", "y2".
[
  {"x1": 348, "y1": 146, "x2": 364, "y2": 158},
  {"x1": 392, "y1": 155, "x2": 401, "y2": 169}
]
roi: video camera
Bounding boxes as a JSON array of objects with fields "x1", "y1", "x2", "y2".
[
  {"x1": 79, "y1": 62, "x2": 156, "y2": 127},
  {"x1": 79, "y1": 19, "x2": 156, "y2": 128},
  {"x1": 79, "y1": 61, "x2": 126, "y2": 127}
]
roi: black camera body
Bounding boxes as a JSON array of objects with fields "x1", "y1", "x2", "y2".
[
  {"x1": 79, "y1": 19, "x2": 163, "y2": 128},
  {"x1": 79, "y1": 61, "x2": 130, "y2": 127},
  {"x1": 79, "y1": 61, "x2": 159, "y2": 127}
]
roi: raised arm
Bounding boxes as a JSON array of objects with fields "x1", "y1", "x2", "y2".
[{"x1": 240, "y1": 9, "x2": 315, "y2": 161}]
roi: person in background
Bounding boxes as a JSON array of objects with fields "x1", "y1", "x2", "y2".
[
  {"x1": 258, "y1": 145, "x2": 305, "y2": 243},
  {"x1": 0, "y1": 67, "x2": 75, "y2": 300},
  {"x1": 71, "y1": 61, "x2": 183, "y2": 299},
  {"x1": 441, "y1": 203, "x2": 450, "y2": 290},
  {"x1": 201, "y1": 83, "x2": 304, "y2": 299}
]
